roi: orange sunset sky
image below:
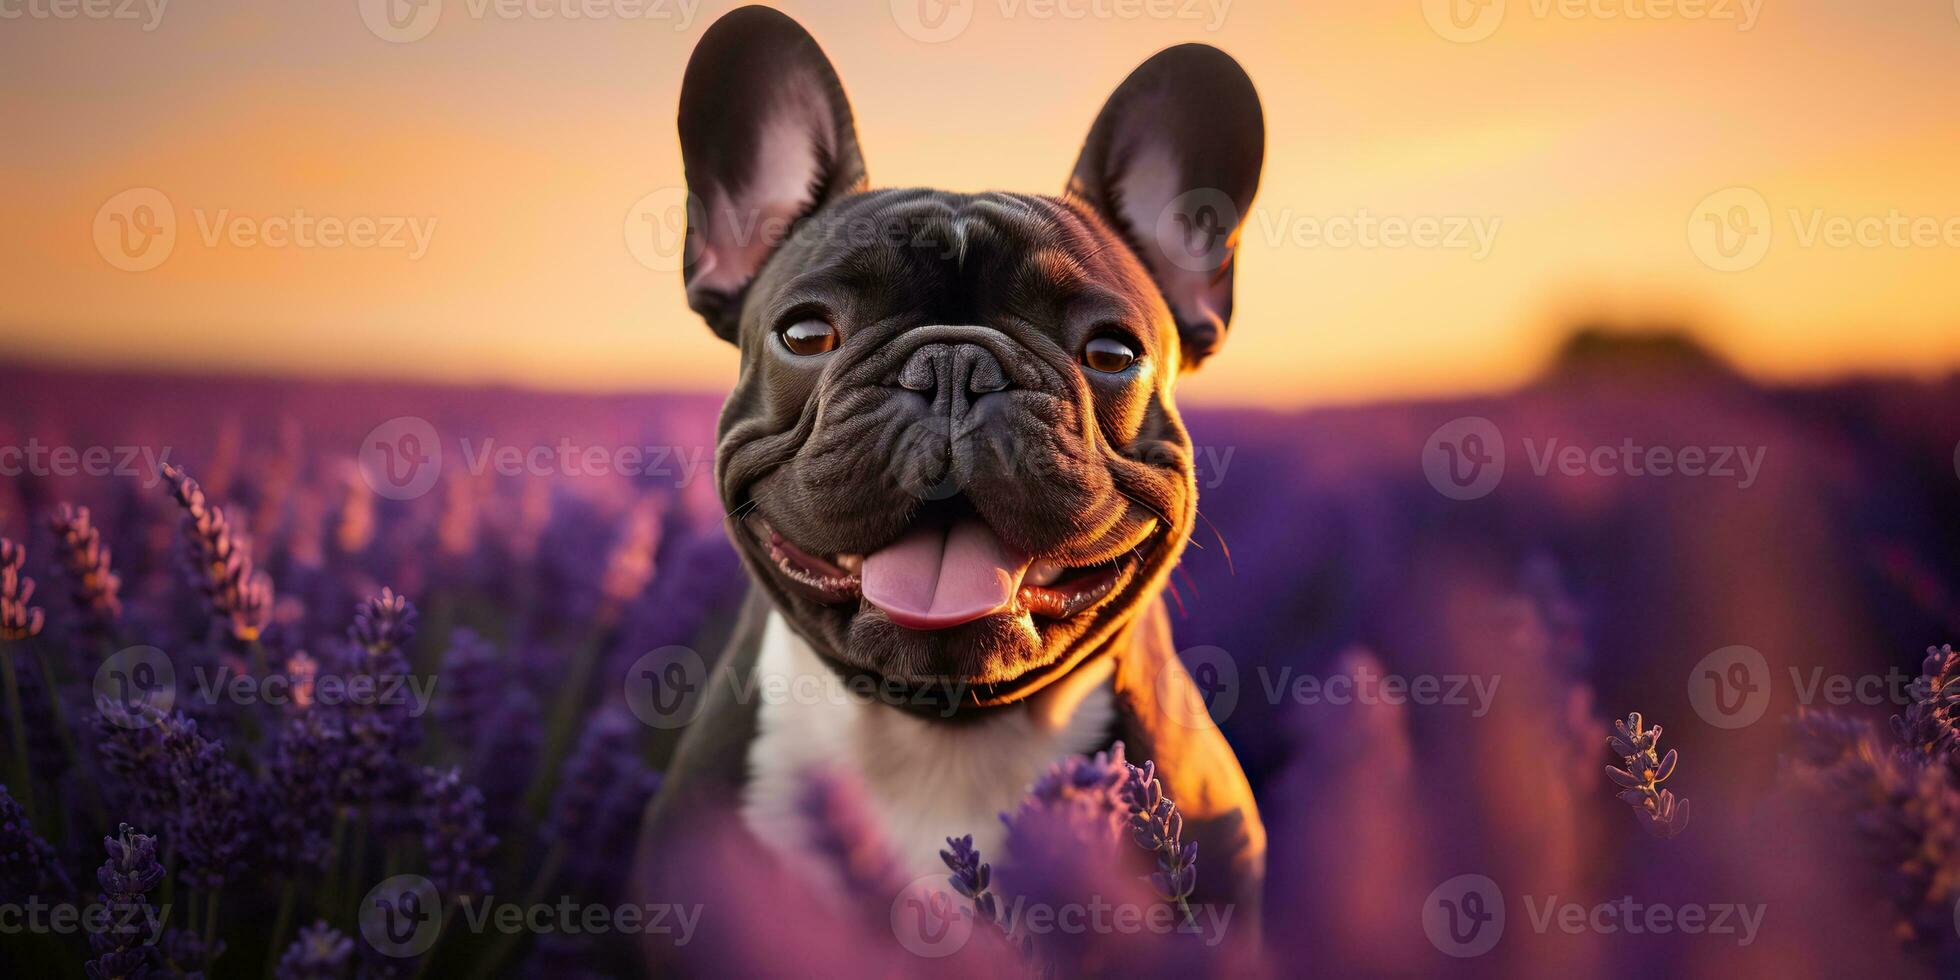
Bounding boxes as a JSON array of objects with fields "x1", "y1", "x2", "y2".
[{"x1": 3, "y1": 0, "x2": 1958, "y2": 406}]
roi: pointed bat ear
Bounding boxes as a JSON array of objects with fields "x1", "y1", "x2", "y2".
[
  {"x1": 677, "y1": 6, "x2": 867, "y2": 342},
  {"x1": 1067, "y1": 45, "x2": 1264, "y2": 370}
]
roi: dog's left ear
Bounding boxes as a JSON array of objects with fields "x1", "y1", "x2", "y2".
[
  {"x1": 678, "y1": 6, "x2": 867, "y2": 342},
  {"x1": 1068, "y1": 45, "x2": 1264, "y2": 370}
]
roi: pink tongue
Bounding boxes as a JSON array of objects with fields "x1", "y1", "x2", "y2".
[{"x1": 861, "y1": 516, "x2": 1032, "y2": 630}]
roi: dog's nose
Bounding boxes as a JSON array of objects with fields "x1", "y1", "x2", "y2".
[{"x1": 897, "y1": 342, "x2": 1010, "y2": 398}]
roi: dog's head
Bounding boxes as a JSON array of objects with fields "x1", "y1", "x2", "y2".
[{"x1": 677, "y1": 7, "x2": 1263, "y2": 707}]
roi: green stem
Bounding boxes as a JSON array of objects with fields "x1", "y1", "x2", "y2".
[
  {"x1": 263, "y1": 879, "x2": 298, "y2": 976},
  {"x1": 0, "y1": 641, "x2": 35, "y2": 820},
  {"x1": 474, "y1": 845, "x2": 565, "y2": 978},
  {"x1": 201, "y1": 891, "x2": 220, "y2": 969},
  {"x1": 344, "y1": 809, "x2": 370, "y2": 931},
  {"x1": 523, "y1": 632, "x2": 605, "y2": 817},
  {"x1": 321, "y1": 810, "x2": 349, "y2": 920}
]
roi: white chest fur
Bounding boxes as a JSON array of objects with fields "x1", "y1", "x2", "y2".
[{"x1": 741, "y1": 611, "x2": 1115, "y2": 889}]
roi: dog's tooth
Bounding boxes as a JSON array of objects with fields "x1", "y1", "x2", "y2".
[
  {"x1": 835, "y1": 553, "x2": 863, "y2": 573},
  {"x1": 1026, "y1": 559, "x2": 1065, "y2": 587}
]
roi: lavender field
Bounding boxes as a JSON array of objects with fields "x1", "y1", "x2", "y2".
[{"x1": 3, "y1": 331, "x2": 1959, "y2": 978}]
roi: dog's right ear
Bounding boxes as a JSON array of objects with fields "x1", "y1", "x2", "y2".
[{"x1": 678, "y1": 6, "x2": 867, "y2": 342}]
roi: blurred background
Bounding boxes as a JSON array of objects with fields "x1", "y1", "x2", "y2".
[
  {"x1": 4, "y1": 0, "x2": 1959, "y2": 404},
  {"x1": 4, "y1": 2, "x2": 1960, "y2": 978}
]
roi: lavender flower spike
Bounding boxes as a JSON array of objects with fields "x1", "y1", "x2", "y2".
[
  {"x1": 273, "y1": 920, "x2": 355, "y2": 980},
  {"x1": 350, "y1": 587, "x2": 417, "y2": 658},
  {"x1": 1893, "y1": 644, "x2": 1960, "y2": 768},
  {"x1": 1606, "y1": 711, "x2": 1691, "y2": 839},
  {"x1": 418, "y1": 766, "x2": 498, "y2": 900},
  {"x1": 1119, "y1": 760, "x2": 1199, "y2": 922},
  {"x1": 87, "y1": 824, "x2": 165, "y2": 980},
  {"x1": 1, "y1": 783, "x2": 74, "y2": 899},
  {"x1": 51, "y1": 504, "x2": 124, "y2": 633},
  {"x1": 161, "y1": 462, "x2": 273, "y2": 642},
  {"x1": 0, "y1": 538, "x2": 45, "y2": 641},
  {"x1": 940, "y1": 834, "x2": 1000, "y2": 926}
]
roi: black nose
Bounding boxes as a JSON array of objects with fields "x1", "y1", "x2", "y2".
[{"x1": 897, "y1": 342, "x2": 1010, "y2": 403}]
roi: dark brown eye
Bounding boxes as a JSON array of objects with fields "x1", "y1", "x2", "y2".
[
  {"x1": 780, "y1": 319, "x2": 840, "y2": 356},
  {"x1": 1082, "y1": 334, "x2": 1139, "y2": 374}
]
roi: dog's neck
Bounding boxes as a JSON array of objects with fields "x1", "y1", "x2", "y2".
[{"x1": 741, "y1": 609, "x2": 1121, "y2": 888}]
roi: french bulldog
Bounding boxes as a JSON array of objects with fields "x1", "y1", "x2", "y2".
[{"x1": 636, "y1": 2, "x2": 1267, "y2": 938}]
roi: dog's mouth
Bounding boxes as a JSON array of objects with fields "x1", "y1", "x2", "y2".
[{"x1": 749, "y1": 507, "x2": 1154, "y2": 631}]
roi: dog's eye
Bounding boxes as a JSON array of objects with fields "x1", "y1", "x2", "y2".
[
  {"x1": 780, "y1": 320, "x2": 840, "y2": 356},
  {"x1": 1082, "y1": 333, "x2": 1139, "y2": 374}
]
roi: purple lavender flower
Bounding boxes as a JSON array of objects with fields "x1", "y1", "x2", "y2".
[
  {"x1": 1119, "y1": 760, "x2": 1199, "y2": 919},
  {"x1": 0, "y1": 783, "x2": 73, "y2": 899},
  {"x1": 157, "y1": 711, "x2": 258, "y2": 890},
  {"x1": 322, "y1": 590, "x2": 422, "y2": 813},
  {"x1": 797, "y1": 771, "x2": 902, "y2": 906},
  {"x1": 1606, "y1": 711, "x2": 1691, "y2": 839},
  {"x1": 349, "y1": 587, "x2": 417, "y2": 659},
  {"x1": 94, "y1": 700, "x2": 178, "y2": 826},
  {"x1": 273, "y1": 920, "x2": 354, "y2": 980},
  {"x1": 471, "y1": 688, "x2": 540, "y2": 839},
  {"x1": 939, "y1": 834, "x2": 999, "y2": 926},
  {"x1": 265, "y1": 710, "x2": 342, "y2": 874},
  {"x1": 86, "y1": 823, "x2": 165, "y2": 980},
  {"x1": 1894, "y1": 644, "x2": 1960, "y2": 770},
  {"x1": 157, "y1": 924, "x2": 223, "y2": 978},
  {"x1": 0, "y1": 538, "x2": 45, "y2": 641},
  {"x1": 160, "y1": 463, "x2": 273, "y2": 643},
  {"x1": 543, "y1": 706, "x2": 659, "y2": 896},
  {"x1": 1789, "y1": 713, "x2": 1960, "y2": 948},
  {"x1": 418, "y1": 766, "x2": 497, "y2": 899},
  {"x1": 434, "y1": 628, "x2": 500, "y2": 750},
  {"x1": 1001, "y1": 742, "x2": 1130, "y2": 853},
  {"x1": 51, "y1": 503, "x2": 124, "y2": 635}
]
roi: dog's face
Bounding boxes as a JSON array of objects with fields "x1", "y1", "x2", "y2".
[{"x1": 676, "y1": 8, "x2": 1263, "y2": 706}]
